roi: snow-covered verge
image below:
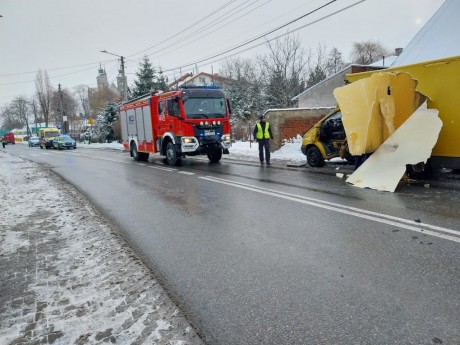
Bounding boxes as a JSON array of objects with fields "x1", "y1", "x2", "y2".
[
  {"x1": 70, "y1": 137, "x2": 308, "y2": 164},
  {"x1": 0, "y1": 152, "x2": 203, "y2": 345}
]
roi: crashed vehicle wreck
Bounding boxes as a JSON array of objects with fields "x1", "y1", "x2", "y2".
[{"x1": 330, "y1": 55, "x2": 460, "y2": 192}]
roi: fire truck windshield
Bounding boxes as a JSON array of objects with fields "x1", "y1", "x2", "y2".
[{"x1": 183, "y1": 97, "x2": 226, "y2": 119}]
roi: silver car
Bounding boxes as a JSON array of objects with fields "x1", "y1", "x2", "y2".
[
  {"x1": 52, "y1": 135, "x2": 77, "y2": 150},
  {"x1": 28, "y1": 136, "x2": 40, "y2": 147}
]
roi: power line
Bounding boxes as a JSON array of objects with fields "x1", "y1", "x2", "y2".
[
  {"x1": 165, "y1": 0, "x2": 367, "y2": 75},
  {"x1": 161, "y1": 0, "x2": 340, "y2": 72},
  {"x1": 0, "y1": 59, "x2": 118, "y2": 77},
  {"x1": 1, "y1": 0, "x2": 365, "y2": 91},
  {"x1": 127, "y1": 0, "x2": 238, "y2": 59},
  {"x1": 138, "y1": 1, "x2": 256, "y2": 62},
  {"x1": 145, "y1": 0, "x2": 272, "y2": 63},
  {"x1": 0, "y1": 65, "x2": 104, "y2": 86}
]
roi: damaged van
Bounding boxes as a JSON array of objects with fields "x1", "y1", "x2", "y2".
[{"x1": 301, "y1": 108, "x2": 354, "y2": 167}]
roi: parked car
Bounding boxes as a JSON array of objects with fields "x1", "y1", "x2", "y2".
[
  {"x1": 2, "y1": 132, "x2": 15, "y2": 145},
  {"x1": 28, "y1": 136, "x2": 40, "y2": 147},
  {"x1": 52, "y1": 135, "x2": 77, "y2": 150}
]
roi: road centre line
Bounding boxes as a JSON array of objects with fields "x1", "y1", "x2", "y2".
[{"x1": 200, "y1": 176, "x2": 460, "y2": 244}]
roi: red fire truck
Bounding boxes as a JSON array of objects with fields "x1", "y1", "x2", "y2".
[{"x1": 119, "y1": 86, "x2": 232, "y2": 165}]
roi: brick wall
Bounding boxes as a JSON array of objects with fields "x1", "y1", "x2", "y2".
[{"x1": 264, "y1": 108, "x2": 334, "y2": 151}]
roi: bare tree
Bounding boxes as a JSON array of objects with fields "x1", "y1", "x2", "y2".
[
  {"x1": 258, "y1": 34, "x2": 310, "y2": 109},
  {"x1": 220, "y1": 58, "x2": 264, "y2": 116},
  {"x1": 31, "y1": 99, "x2": 41, "y2": 134},
  {"x1": 11, "y1": 97, "x2": 31, "y2": 135},
  {"x1": 74, "y1": 84, "x2": 90, "y2": 117},
  {"x1": 35, "y1": 70, "x2": 53, "y2": 127},
  {"x1": 325, "y1": 47, "x2": 346, "y2": 76},
  {"x1": 51, "y1": 87, "x2": 79, "y2": 133},
  {"x1": 306, "y1": 43, "x2": 329, "y2": 88},
  {"x1": 89, "y1": 87, "x2": 120, "y2": 119},
  {"x1": 220, "y1": 57, "x2": 265, "y2": 140},
  {"x1": 0, "y1": 105, "x2": 21, "y2": 130},
  {"x1": 350, "y1": 40, "x2": 389, "y2": 65}
]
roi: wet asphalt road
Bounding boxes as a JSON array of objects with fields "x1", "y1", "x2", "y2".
[{"x1": 6, "y1": 144, "x2": 460, "y2": 344}]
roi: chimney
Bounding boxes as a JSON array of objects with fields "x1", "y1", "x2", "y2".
[{"x1": 395, "y1": 48, "x2": 403, "y2": 56}]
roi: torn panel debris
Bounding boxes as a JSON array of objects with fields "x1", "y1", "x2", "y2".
[
  {"x1": 333, "y1": 72, "x2": 426, "y2": 156},
  {"x1": 345, "y1": 103, "x2": 442, "y2": 192}
]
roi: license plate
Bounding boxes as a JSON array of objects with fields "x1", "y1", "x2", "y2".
[{"x1": 204, "y1": 130, "x2": 215, "y2": 136}]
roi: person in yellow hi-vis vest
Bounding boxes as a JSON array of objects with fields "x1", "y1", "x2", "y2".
[{"x1": 253, "y1": 114, "x2": 274, "y2": 165}]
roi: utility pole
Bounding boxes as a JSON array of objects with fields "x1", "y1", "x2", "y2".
[
  {"x1": 58, "y1": 84, "x2": 67, "y2": 133},
  {"x1": 101, "y1": 50, "x2": 128, "y2": 102},
  {"x1": 120, "y1": 56, "x2": 127, "y2": 102}
]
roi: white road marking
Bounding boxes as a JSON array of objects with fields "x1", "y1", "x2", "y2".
[
  {"x1": 199, "y1": 176, "x2": 460, "y2": 244},
  {"x1": 149, "y1": 166, "x2": 177, "y2": 172},
  {"x1": 26, "y1": 148, "x2": 455, "y2": 242}
]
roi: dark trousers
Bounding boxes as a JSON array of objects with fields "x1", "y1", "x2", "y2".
[{"x1": 258, "y1": 139, "x2": 270, "y2": 163}]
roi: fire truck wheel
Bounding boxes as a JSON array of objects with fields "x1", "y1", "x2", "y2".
[
  {"x1": 166, "y1": 142, "x2": 179, "y2": 166},
  {"x1": 207, "y1": 148, "x2": 222, "y2": 163},
  {"x1": 131, "y1": 142, "x2": 140, "y2": 161}
]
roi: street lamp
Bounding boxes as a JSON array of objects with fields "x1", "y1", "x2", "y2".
[{"x1": 100, "y1": 50, "x2": 128, "y2": 102}]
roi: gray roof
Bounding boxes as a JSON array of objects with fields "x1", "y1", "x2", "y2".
[{"x1": 392, "y1": 0, "x2": 460, "y2": 66}]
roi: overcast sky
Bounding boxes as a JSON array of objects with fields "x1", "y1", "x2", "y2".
[{"x1": 0, "y1": 0, "x2": 445, "y2": 107}]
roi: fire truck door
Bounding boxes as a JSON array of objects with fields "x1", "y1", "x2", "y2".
[{"x1": 157, "y1": 100, "x2": 169, "y2": 135}]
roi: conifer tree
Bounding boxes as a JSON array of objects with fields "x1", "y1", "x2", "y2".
[
  {"x1": 130, "y1": 56, "x2": 168, "y2": 99},
  {"x1": 95, "y1": 101, "x2": 118, "y2": 142}
]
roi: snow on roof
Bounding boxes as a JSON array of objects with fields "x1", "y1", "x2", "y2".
[
  {"x1": 291, "y1": 65, "x2": 353, "y2": 101},
  {"x1": 392, "y1": 0, "x2": 459, "y2": 66},
  {"x1": 369, "y1": 55, "x2": 398, "y2": 67}
]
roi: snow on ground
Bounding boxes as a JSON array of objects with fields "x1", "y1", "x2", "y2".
[
  {"x1": 0, "y1": 152, "x2": 202, "y2": 345},
  {"x1": 49, "y1": 136, "x2": 308, "y2": 164}
]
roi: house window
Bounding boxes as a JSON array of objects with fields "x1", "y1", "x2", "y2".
[{"x1": 199, "y1": 77, "x2": 206, "y2": 84}]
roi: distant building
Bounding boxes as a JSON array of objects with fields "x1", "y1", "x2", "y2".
[
  {"x1": 96, "y1": 64, "x2": 121, "y2": 96},
  {"x1": 292, "y1": 64, "x2": 387, "y2": 109},
  {"x1": 181, "y1": 72, "x2": 233, "y2": 89},
  {"x1": 96, "y1": 65, "x2": 109, "y2": 91}
]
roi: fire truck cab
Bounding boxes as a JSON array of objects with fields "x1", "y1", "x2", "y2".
[{"x1": 120, "y1": 86, "x2": 232, "y2": 165}]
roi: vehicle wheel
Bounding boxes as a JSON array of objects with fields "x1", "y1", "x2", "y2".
[
  {"x1": 139, "y1": 152, "x2": 149, "y2": 161},
  {"x1": 131, "y1": 142, "x2": 141, "y2": 161},
  {"x1": 58, "y1": 144, "x2": 62, "y2": 150},
  {"x1": 207, "y1": 148, "x2": 222, "y2": 163},
  {"x1": 40, "y1": 145, "x2": 43, "y2": 149},
  {"x1": 344, "y1": 147, "x2": 355, "y2": 165},
  {"x1": 166, "y1": 142, "x2": 179, "y2": 166},
  {"x1": 306, "y1": 146, "x2": 325, "y2": 167}
]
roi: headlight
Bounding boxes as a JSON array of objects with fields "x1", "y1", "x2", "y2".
[
  {"x1": 213, "y1": 121, "x2": 216, "y2": 125},
  {"x1": 221, "y1": 134, "x2": 231, "y2": 142},
  {"x1": 200, "y1": 121, "x2": 204, "y2": 126},
  {"x1": 182, "y1": 137, "x2": 196, "y2": 144}
]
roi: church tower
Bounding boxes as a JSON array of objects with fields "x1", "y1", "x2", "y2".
[{"x1": 97, "y1": 64, "x2": 109, "y2": 91}]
